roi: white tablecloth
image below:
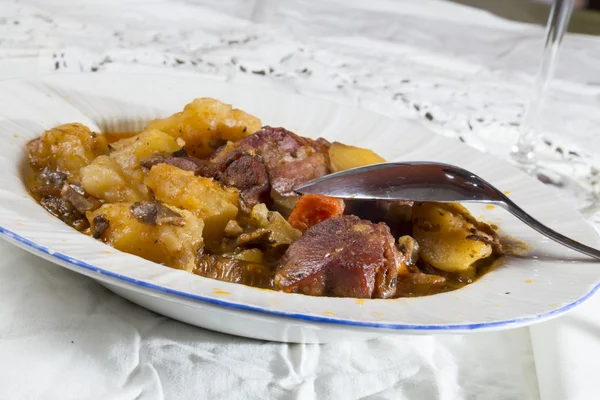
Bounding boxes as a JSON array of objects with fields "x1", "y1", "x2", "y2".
[{"x1": 1, "y1": 1, "x2": 600, "y2": 399}]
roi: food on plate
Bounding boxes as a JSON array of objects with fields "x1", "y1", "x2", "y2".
[
  {"x1": 275, "y1": 215, "x2": 405, "y2": 298},
  {"x1": 412, "y1": 202, "x2": 501, "y2": 273},
  {"x1": 25, "y1": 97, "x2": 503, "y2": 298},
  {"x1": 287, "y1": 194, "x2": 345, "y2": 232},
  {"x1": 146, "y1": 97, "x2": 262, "y2": 158},
  {"x1": 328, "y1": 141, "x2": 386, "y2": 172}
]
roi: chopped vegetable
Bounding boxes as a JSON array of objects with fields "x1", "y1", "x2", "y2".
[
  {"x1": 287, "y1": 194, "x2": 345, "y2": 232},
  {"x1": 249, "y1": 203, "x2": 301, "y2": 246}
]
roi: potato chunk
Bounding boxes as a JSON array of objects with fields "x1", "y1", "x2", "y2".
[
  {"x1": 81, "y1": 156, "x2": 148, "y2": 203},
  {"x1": 329, "y1": 142, "x2": 386, "y2": 172},
  {"x1": 146, "y1": 97, "x2": 262, "y2": 158},
  {"x1": 412, "y1": 203, "x2": 498, "y2": 272},
  {"x1": 145, "y1": 164, "x2": 239, "y2": 243},
  {"x1": 109, "y1": 129, "x2": 181, "y2": 164},
  {"x1": 80, "y1": 129, "x2": 180, "y2": 203},
  {"x1": 87, "y1": 203, "x2": 204, "y2": 272},
  {"x1": 27, "y1": 123, "x2": 108, "y2": 183}
]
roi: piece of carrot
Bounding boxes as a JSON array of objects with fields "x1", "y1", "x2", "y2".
[{"x1": 288, "y1": 194, "x2": 345, "y2": 232}]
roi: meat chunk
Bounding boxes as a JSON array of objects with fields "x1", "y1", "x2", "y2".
[
  {"x1": 61, "y1": 184, "x2": 102, "y2": 214},
  {"x1": 212, "y1": 126, "x2": 330, "y2": 214},
  {"x1": 206, "y1": 150, "x2": 270, "y2": 207},
  {"x1": 92, "y1": 215, "x2": 109, "y2": 239},
  {"x1": 129, "y1": 201, "x2": 185, "y2": 227},
  {"x1": 275, "y1": 215, "x2": 407, "y2": 298},
  {"x1": 40, "y1": 195, "x2": 88, "y2": 231},
  {"x1": 269, "y1": 152, "x2": 329, "y2": 200},
  {"x1": 28, "y1": 167, "x2": 68, "y2": 198}
]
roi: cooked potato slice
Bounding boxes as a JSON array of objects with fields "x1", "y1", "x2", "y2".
[
  {"x1": 329, "y1": 142, "x2": 386, "y2": 172},
  {"x1": 146, "y1": 97, "x2": 262, "y2": 158},
  {"x1": 27, "y1": 123, "x2": 108, "y2": 183},
  {"x1": 87, "y1": 203, "x2": 204, "y2": 272},
  {"x1": 145, "y1": 164, "x2": 239, "y2": 243},
  {"x1": 412, "y1": 202, "x2": 497, "y2": 272}
]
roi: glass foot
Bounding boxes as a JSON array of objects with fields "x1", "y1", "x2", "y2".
[
  {"x1": 509, "y1": 150, "x2": 599, "y2": 220},
  {"x1": 534, "y1": 166, "x2": 599, "y2": 218}
]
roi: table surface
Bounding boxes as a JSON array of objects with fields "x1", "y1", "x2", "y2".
[{"x1": 2, "y1": 1, "x2": 600, "y2": 399}]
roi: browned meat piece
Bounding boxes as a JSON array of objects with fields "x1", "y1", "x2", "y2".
[
  {"x1": 129, "y1": 201, "x2": 185, "y2": 227},
  {"x1": 40, "y1": 195, "x2": 88, "y2": 231},
  {"x1": 61, "y1": 184, "x2": 102, "y2": 214},
  {"x1": 212, "y1": 126, "x2": 330, "y2": 211},
  {"x1": 195, "y1": 255, "x2": 273, "y2": 288},
  {"x1": 29, "y1": 167, "x2": 68, "y2": 198},
  {"x1": 92, "y1": 215, "x2": 109, "y2": 239},
  {"x1": 314, "y1": 137, "x2": 331, "y2": 152},
  {"x1": 269, "y1": 152, "x2": 329, "y2": 199},
  {"x1": 207, "y1": 150, "x2": 271, "y2": 207},
  {"x1": 275, "y1": 215, "x2": 407, "y2": 298}
]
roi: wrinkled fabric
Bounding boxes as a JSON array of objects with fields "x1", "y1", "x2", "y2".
[
  {"x1": 3, "y1": 0, "x2": 600, "y2": 398},
  {"x1": 0, "y1": 240, "x2": 539, "y2": 399}
]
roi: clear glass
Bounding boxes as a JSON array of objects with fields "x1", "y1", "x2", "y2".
[
  {"x1": 511, "y1": 0, "x2": 575, "y2": 166},
  {"x1": 510, "y1": 0, "x2": 599, "y2": 216}
]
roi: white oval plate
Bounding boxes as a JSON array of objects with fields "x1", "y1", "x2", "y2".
[{"x1": 1, "y1": 73, "x2": 599, "y2": 343}]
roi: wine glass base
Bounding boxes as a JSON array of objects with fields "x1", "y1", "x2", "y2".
[
  {"x1": 509, "y1": 152, "x2": 599, "y2": 220},
  {"x1": 533, "y1": 166, "x2": 600, "y2": 221}
]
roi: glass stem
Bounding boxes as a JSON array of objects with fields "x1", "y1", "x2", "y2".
[{"x1": 511, "y1": 0, "x2": 575, "y2": 167}]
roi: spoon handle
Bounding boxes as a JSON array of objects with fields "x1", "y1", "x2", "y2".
[{"x1": 502, "y1": 199, "x2": 600, "y2": 260}]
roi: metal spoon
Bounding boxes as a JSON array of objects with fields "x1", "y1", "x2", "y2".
[{"x1": 295, "y1": 161, "x2": 600, "y2": 260}]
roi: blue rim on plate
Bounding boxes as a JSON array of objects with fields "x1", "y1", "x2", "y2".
[{"x1": 2, "y1": 224, "x2": 598, "y2": 331}]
